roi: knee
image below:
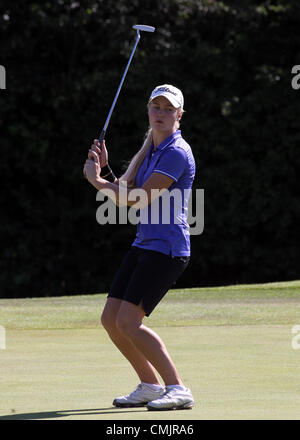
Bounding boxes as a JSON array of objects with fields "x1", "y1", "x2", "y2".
[
  {"x1": 116, "y1": 315, "x2": 140, "y2": 338},
  {"x1": 101, "y1": 309, "x2": 117, "y2": 333}
]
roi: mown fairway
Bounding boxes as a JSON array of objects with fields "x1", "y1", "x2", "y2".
[{"x1": 0, "y1": 281, "x2": 300, "y2": 420}]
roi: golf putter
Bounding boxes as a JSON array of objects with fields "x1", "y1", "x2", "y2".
[{"x1": 98, "y1": 24, "x2": 155, "y2": 149}]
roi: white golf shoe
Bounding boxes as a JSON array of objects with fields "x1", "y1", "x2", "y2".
[
  {"x1": 113, "y1": 383, "x2": 165, "y2": 408},
  {"x1": 147, "y1": 385, "x2": 194, "y2": 411}
]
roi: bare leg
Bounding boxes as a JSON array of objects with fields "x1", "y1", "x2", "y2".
[
  {"x1": 116, "y1": 301, "x2": 184, "y2": 386},
  {"x1": 101, "y1": 298, "x2": 161, "y2": 385}
]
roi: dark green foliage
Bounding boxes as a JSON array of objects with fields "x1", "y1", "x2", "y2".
[{"x1": 1, "y1": 0, "x2": 299, "y2": 297}]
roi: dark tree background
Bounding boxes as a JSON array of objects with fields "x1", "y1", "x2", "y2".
[{"x1": 1, "y1": 0, "x2": 299, "y2": 298}]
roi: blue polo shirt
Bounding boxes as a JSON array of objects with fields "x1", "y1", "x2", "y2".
[{"x1": 132, "y1": 130, "x2": 195, "y2": 256}]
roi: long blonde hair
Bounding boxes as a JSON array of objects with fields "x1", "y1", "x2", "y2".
[
  {"x1": 119, "y1": 127, "x2": 153, "y2": 188},
  {"x1": 120, "y1": 107, "x2": 183, "y2": 188}
]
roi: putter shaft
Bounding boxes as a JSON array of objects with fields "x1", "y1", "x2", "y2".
[
  {"x1": 99, "y1": 30, "x2": 141, "y2": 145},
  {"x1": 98, "y1": 25, "x2": 155, "y2": 146}
]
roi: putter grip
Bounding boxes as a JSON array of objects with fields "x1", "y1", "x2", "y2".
[
  {"x1": 89, "y1": 129, "x2": 105, "y2": 163},
  {"x1": 84, "y1": 129, "x2": 106, "y2": 177},
  {"x1": 99, "y1": 129, "x2": 106, "y2": 151}
]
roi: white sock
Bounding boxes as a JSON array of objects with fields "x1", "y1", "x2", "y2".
[
  {"x1": 167, "y1": 384, "x2": 186, "y2": 391},
  {"x1": 142, "y1": 382, "x2": 163, "y2": 389}
]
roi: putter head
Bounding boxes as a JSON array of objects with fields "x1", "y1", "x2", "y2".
[{"x1": 133, "y1": 24, "x2": 155, "y2": 33}]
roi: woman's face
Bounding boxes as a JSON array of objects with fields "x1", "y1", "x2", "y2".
[{"x1": 148, "y1": 96, "x2": 182, "y2": 134}]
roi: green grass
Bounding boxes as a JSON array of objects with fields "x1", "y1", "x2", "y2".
[{"x1": 0, "y1": 280, "x2": 300, "y2": 420}]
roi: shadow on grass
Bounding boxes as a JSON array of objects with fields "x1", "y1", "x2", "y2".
[{"x1": 0, "y1": 407, "x2": 148, "y2": 420}]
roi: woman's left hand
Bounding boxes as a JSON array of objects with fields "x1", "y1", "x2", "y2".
[{"x1": 84, "y1": 150, "x2": 101, "y2": 183}]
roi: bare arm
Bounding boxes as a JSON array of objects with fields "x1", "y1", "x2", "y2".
[
  {"x1": 84, "y1": 139, "x2": 174, "y2": 207},
  {"x1": 84, "y1": 150, "x2": 174, "y2": 208},
  {"x1": 97, "y1": 172, "x2": 174, "y2": 207}
]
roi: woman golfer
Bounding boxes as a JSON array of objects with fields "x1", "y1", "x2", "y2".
[{"x1": 84, "y1": 84, "x2": 195, "y2": 411}]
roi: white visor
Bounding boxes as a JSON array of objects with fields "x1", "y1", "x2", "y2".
[{"x1": 149, "y1": 84, "x2": 184, "y2": 109}]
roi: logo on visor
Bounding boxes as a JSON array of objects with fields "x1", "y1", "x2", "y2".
[{"x1": 155, "y1": 86, "x2": 178, "y2": 96}]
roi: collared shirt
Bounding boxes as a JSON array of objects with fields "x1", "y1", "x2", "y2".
[{"x1": 132, "y1": 130, "x2": 195, "y2": 256}]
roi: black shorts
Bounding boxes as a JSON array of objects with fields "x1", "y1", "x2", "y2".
[{"x1": 108, "y1": 246, "x2": 190, "y2": 317}]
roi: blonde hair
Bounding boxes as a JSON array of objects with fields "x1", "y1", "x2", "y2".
[{"x1": 119, "y1": 106, "x2": 183, "y2": 188}]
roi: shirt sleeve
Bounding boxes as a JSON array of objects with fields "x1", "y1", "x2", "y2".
[{"x1": 153, "y1": 148, "x2": 187, "y2": 182}]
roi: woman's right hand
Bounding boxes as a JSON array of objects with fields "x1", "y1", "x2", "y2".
[{"x1": 89, "y1": 139, "x2": 108, "y2": 168}]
